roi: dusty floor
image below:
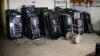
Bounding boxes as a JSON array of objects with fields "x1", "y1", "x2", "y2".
[{"x1": 0, "y1": 33, "x2": 100, "y2": 56}]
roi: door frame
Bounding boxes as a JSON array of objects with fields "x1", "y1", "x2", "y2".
[{"x1": 1, "y1": 0, "x2": 7, "y2": 34}]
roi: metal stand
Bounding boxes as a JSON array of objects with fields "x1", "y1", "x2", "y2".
[{"x1": 65, "y1": 12, "x2": 84, "y2": 44}]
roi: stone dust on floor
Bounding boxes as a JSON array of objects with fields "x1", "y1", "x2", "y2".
[{"x1": 0, "y1": 33, "x2": 100, "y2": 56}]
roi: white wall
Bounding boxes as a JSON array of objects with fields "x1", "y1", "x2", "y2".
[
  {"x1": 8, "y1": 0, "x2": 70, "y2": 9},
  {"x1": 91, "y1": 7, "x2": 100, "y2": 32},
  {"x1": 72, "y1": 6, "x2": 91, "y2": 13},
  {"x1": 9, "y1": 0, "x2": 54, "y2": 9},
  {"x1": 4, "y1": 0, "x2": 7, "y2": 9}
]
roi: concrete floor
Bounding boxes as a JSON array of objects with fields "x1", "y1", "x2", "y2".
[{"x1": 0, "y1": 33, "x2": 100, "y2": 56}]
